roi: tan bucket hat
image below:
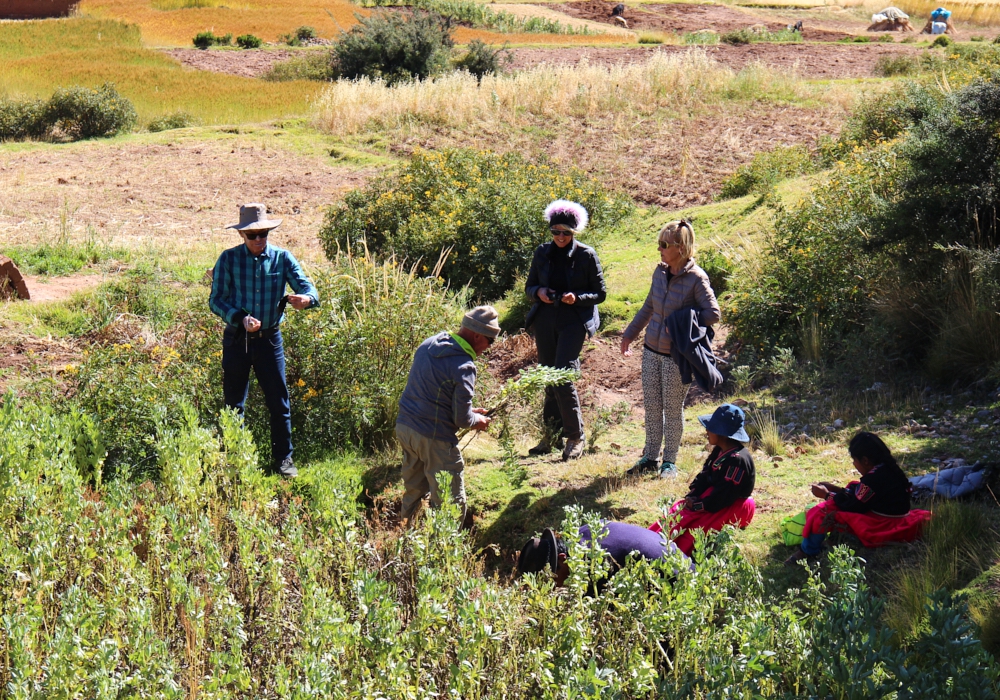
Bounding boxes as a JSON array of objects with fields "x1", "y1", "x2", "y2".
[{"x1": 227, "y1": 203, "x2": 282, "y2": 232}]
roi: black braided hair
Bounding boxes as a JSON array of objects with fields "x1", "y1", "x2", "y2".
[{"x1": 848, "y1": 431, "x2": 899, "y2": 470}]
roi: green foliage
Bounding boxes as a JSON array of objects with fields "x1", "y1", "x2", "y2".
[
  {"x1": 683, "y1": 30, "x2": 720, "y2": 44},
  {"x1": 236, "y1": 33, "x2": 263, "y2": 49},
  {"x1": 697, "y1": 246, "x2": 733, "y2": 296},
  {"x1": 333, "y1": 10, "x2": 454, "y2": 85},
  {"x1": 718, "y1": 144, "x2": 815, "y2": 199},
  {"x1": 586, "y1": 399, "x2": 630, "y2": 452},
  {"x1": 147, "y1": 111, "x2": 196, "y2": 132},
  {"x1": 319, "y1": 148, "x2": 633, "y2": 301},
  {"x1": 453, "y1": 39, "x2": 509, "y2": 81},
  {"x1": 721, "y1": 27, "x2": 801, "y2": 45},
  {"x1": 931, "y1": 34, "x2": 953, "y2": 48},
  {"x1": 263, "y1": 51, "x2": 338, "y2": 82},
  {"x1": 359, "y1": 0, "x2": 591, "y2": 35},
  {"x1": 0, "y1": 418, "x2": 995, "y2": 699},
  {"x1": 0, "y1": 83, "x2": 136, "y2": 142},
  {"x1": 281, "y1": 25, "x2": 318, "y2": 45},
  {"x1": 192, "y1": 30, "x2": 232, "y2": 48},
  {"x1": 874, "y1": 53, "x2": 920, "y2": 76},
  {"x1": 877, "y1": 33, "x2": 896, "y2": 42}
]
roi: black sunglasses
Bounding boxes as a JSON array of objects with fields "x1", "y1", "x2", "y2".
[
  {"x1": 244, "y1": 231, "x2": 269, "y2": 241},
  {"x1": 659, "y1": 241, "x2": 679, "y2": 249},
  {"x1": 551, "y1": 229, "x2": 574, "y2": 237},
  {"x1": 486, "y1": 335, "x2": 495, "y2": 346}
]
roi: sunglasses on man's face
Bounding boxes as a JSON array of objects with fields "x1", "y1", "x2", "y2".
[
  {"x1": 244, "y1": 231, "x2": 269, "y2": 241},
  {"x1": 486, "y1": 335, "x2": 495, "y2": 346}
]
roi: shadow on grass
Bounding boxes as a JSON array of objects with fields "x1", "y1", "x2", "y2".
[{"x1": 473, "y1": 473, "x2": 637, "y2": 574}]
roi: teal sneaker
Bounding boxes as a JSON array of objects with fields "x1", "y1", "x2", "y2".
[
  {"x1": 626, "y1": 456, "x2": 659, "y2": 477},
  {"x1": 658, "y1": 462, "x2": 677, "y2": 479}
]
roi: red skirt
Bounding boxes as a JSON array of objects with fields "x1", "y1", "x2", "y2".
[
  {"x1": 803, "y1": 500, "x2": 932, "y2": 548},
  {"x1": 650, "y1": 496, "x2": 756, "y2": 557}
]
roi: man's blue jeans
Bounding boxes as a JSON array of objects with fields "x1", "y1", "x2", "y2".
[{"x1": 222, "y1": 326, "x2": 292, "y2": 465}]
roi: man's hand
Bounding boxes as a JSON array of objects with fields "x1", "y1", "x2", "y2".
[
  {"x1": 620, "y1": 337, "x2": 632, "y2": 357},
  {"x1": 243, "y1": 315, "x2": 262, "y2": 332},
  {"x1": 287, "y1": 294, "x2": 312, "y2": 311},
  {"x1": 560, "y1": 292, "x2": 576, "y2": 305},
  {"x1": 811, "y1": 483, "x2": 831, "y2": 500},
  {"x1": 471, "y1": 408, "x2": 491, "y2": 431},
  {"x1": 538, "y1": 288, "x2": 554, "y2": 304}
]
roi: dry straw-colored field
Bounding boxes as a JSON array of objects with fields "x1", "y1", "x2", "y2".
[{"x1": 79, "y1": 0, "x2": 626, "y2": 46}]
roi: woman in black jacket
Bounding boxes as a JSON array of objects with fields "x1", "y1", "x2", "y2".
[{"x1": 524, "y1": 200, "x2": 607, "y2": 460}]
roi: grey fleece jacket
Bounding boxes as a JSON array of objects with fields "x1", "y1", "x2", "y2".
[
  {"x1": 396, "y1": 332, "x2": 478, "y2": 445},
  {"x1": 623, "y1": 259, "x2": 720, "y2": 355}
]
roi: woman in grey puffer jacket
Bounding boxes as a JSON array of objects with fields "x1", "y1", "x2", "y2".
[{"x1": 620, "y1": 220, "x2": 720, "y2": 478}]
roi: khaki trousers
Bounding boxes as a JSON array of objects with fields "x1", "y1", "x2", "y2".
[{"x1": 396, "y1": 423, "x2": 467, "y2": 525}]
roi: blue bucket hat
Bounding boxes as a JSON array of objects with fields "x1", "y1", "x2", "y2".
[{"x1": 698, "y1": 403, "x2": 750, "y2": 443}]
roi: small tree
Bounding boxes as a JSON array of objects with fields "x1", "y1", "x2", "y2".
[
  {"x1": 236, "y1": 34, "x2": 263, "y2": 49},
  {"x1": 334, "y1": 10, "x2": 453, "y2": 85}
]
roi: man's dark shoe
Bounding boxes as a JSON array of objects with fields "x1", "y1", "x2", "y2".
[
  {"x1": 626, "y1": 456, "x2": 659, "y2": 477},
  {"x1": 275, "y1": 457, "x2": 298, "y2": 479},
  {"x1": 528, "y1": 437, "x2": 564, "y2": 456}
]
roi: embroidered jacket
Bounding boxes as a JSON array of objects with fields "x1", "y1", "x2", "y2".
[
  {"x1": 685, "y1": 445, "x2": 755, "y2": 513},
  {"x1": 833, "y1": 462, "x2": 911, "y2": 516}
]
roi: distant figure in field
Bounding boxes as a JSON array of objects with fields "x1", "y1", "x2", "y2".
[
  {"x1": 611, "y1": 3, "x2": 625, "y2": 17},
  {"x1": 784, "y1": 432, "x2": 932, "y2": 566},
  {"x1": 921, "y1": 7, "x2": 956, "y2": 35},
  {"x1": 867, "y1": 6, "x2": 915, "y2": 31}
]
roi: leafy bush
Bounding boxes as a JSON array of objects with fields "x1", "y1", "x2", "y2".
[
  {"x1": 319, "y1": 148, "x2": 633, "y2": 301},
  {"x1": 192, "y1": 30, "x2": 231, "y2": 48},
  {"x1": 874, "y1": 53, "x2": 920, "y2": 76},
  {"x1": 718, "y1": 144, "x2": 815, "y2": 199},
  {"x1": 147, "y1": 111, "x2": 196, "y2": 132},
  {"x1": 453, "y1": 39, "x2": 509, "y2": 81},
  {"x1": 334, "y1": 10, "x2": 454, "y2": 85},
  {"x1": 931, "y1": 34, "x2": 953, "y2": 48},
  {"x1": 877, "y1": 33, "x2": 895, "y2": 42},
  {"x1": 263, "y1": 51, "x2": 338, "y2": 82},
  {"x1": 0, "y1": 97, "x2": 46, "y2": 141},
  {"x1": 44, "y1": 83, "x2": 137, "y2": 140},
  {"x1": 683, "y1": 30, "x2": 719, "y2": 44},
  {"x1": 360, "y1": 0, "x2": 590, "y2": 35},
  {"x1": 236, "y1": 33, "x2": 263, "y2": 49},
  {"x1": 280, "y1": 26, "x2": 318, "y2": 46},
  {"x1": 721, "y1": 27, "x2": 801, "y2": 45},
  {"x1": 0, "y1": 417, "x2": 997, "y2": 700}
]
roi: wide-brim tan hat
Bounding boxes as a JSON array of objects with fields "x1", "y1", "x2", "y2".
[{"x1": 227, "y1": 203, "x2": 282, "y2": 232}]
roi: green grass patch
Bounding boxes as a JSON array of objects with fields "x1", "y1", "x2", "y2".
[{"x1": 0, "y1": 19, "x2": 323, "y2": 125}]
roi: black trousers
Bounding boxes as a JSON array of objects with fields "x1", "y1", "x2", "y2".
[{"x1": 533, "y1": 311, "x2": 586, "y2": 441}]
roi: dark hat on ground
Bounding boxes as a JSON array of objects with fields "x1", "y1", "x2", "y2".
[
  {"x1": 698, "y1": 403, "x2": 750, "y2": 443},
  {"x1": 517, "y1": 528, "x2": 558, "y2": 575},
  {"x1": 227, "y1": 203, "x2": 282, "y2": 232}
]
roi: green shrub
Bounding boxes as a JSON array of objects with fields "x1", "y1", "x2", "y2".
[
  {"x1": 44, "y1": 83, "x2": 137, "y2": 140},
  {"x1": 296, "y1": 25, "x2": 317, "y2": 41},
  {"x1": 453, "y1": 39, "x2": 509, "y2": 81},
  {"x1": 877, "y1": 33, "x2": 895, "y2": 42},
  {"x1": 972, "y1": 35, "x2": 985, "y2": 42},
  {"x1": 722, "y1": 27, "x2": 801, "y2": 45},
  {"x1": 360, "y1": 0, "x2": 590, "y2": 35},
  {"x1": 697, "y1": 246, "x2": 732, "y2": 296},
  {"x1": 0, "y1": 97, "x2": 46, "y2": 141},
  {"x1": 319, "y1": 148, "x2": 633, "y2": 301},
  {"x1": 931, "y1": 34, "x2": 952, "y2": 48},
  {"x1": 718, "y1": 144, "x2": 815, "y2": 199},
  {"x1": 637, "y1": 32, "x2": 665, "y2": 45},
  {"x1": 263, "y1": 51, "x2": 338, "y2": 81},
  {"x1": 193, "y1": 30, "x2": 232, "y2": 48},
  {"x1": 147, "y1": 111, "x2": 196, "y2": 132},
  {"x1": 334, "y1": 10, "x2": 454, "y2": 85},
  {"x1": 874, "y1": 53, "x2": 920, "y2": 76},
  {"x1": 683, "y1": 30, "x2": 719, "y2": 44},
  {"x1": 236, "y1": 33, "x2": 263, "y2": 49}
]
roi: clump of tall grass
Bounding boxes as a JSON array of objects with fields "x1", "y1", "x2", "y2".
[
  {"x1": 358, "y1": 0, "x2": 593, "y2": 35},
  {"x1": 263, "y1": 51, "x2": 337, "y2": 82},
  {"x1": 314, "y1": 51, "x2": 805, "y2": 135},
  {"x1": 748, "y1": 406, "x2": 784, "y2": 456},
  {"x1": 147, "y1": 111, "x2": 197, "y2": 132},
  {"x1": 684, "y1": 30, "x2": 720, "y2": 44},
  {"x1": 874, "y1": 53, "x2": 920, "y2": 76},
  {"x1": 718, "y1": 144, "x2": 816, "y2": 199},
  {"x1": 722, "y1": 27, "x2": 802, "y2": 44}
]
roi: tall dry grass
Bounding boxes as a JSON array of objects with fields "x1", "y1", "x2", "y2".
[
  {"x1": 845, "y1": 0, "x2": 1000, "y2": 26},
  {"x1": 314, "y1": 51, "x2": 805, "y2": 136},
  {"x1": 0, "y1": 19, "x2": 322, "y2": 123}
]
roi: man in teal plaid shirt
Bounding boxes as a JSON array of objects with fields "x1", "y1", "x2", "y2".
[{"x1": 210, "y1": 203, "x2": 319, "y2": 478}]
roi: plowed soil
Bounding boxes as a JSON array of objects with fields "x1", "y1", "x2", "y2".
[
  {"x1": 509, "y1": 42, "x2": 923, "y2": 80},
  {"x1": 164, "y1": 49, "x2": 297, "y2": 80},
  {"x1": 558, "y1": 1, "x2": 854, "y2": 40}
]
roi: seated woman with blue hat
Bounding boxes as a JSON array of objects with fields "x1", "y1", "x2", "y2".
[{"x1": 653, "y1": 403, "x2": 756, "y2": 556}]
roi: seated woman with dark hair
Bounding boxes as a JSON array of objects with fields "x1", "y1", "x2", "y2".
[{"x1": 785, "y1": 431, "x2": 931, "y2": 566}]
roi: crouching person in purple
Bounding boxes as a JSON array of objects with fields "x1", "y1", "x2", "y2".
[
  {"x1": 209, "y1": 203, "x2": 319, "y2": 479},
  {"x1": 517, "y1": 520, "x2": 688, "y2": 585},
  {"x1": 396, "y1": 306, "x2": 500, "y2": 526}
]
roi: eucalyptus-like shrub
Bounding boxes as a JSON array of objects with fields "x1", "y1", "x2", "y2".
[
  {"x1": 1, "y1": 400, "x2": 997, "y2": 697},
  {"x1": 44, "y1": 83, "x2": 138, "y2": 140},
  {"x1": 334, "y1": 10, "x2": 454, "y2": 85},
  {"x1": 319, "y1": 148, "x2": 633, "y2": 301}
]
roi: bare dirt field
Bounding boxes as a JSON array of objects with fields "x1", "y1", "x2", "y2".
[
  {"x1": 0, "y1": 138, "x2": 371, "y2": 262},
  {"x1": 164, "y1": 49, "x2": 298, "y2": 80},
  {"x1": 558, "y1": 1, "x2": 857, "y2": 40},
  {"x1": 509, "y1": 42, "x2": 923, "y2": 79},
  {"x1": 0, "y1": 331, "x2": 79, "y2": 393}
]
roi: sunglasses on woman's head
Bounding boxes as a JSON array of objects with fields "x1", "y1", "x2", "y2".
[{"x1": 244, "y1": 231, "x2": 269, "y2": 241}]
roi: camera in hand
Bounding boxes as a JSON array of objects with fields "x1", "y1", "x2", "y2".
[{"x1": 547, "y1": 288, "x2": 564, "y2": 307}]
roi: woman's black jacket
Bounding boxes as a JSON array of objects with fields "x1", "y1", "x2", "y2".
[{"x1": 524, "y1": 239, "x2": 606, "y2": 336}]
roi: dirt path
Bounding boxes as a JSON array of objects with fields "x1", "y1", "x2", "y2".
[
  {"x1": 22, "y1": 273, "x2": 105, "y2": 303},
  {"x1": 510, "y1": 42, "x2": 923, "y2": 79},
  {"x1": 0, "y1": 138, "x2": 371, "y2": 262},
  {"x1": 557, "y1": 1, "x2": 858, "y2": 40}
]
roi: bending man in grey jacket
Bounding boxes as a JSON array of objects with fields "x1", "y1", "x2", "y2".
[{"x1": 395, "y1": 306, "x2": 500, "y2": 526}]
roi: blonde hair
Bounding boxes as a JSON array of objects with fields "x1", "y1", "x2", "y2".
[{"x1": 658, "y1": 220, "x2": 695, "y2": 260}]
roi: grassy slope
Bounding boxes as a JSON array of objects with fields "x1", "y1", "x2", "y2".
[{"x1": 0, "y1": 19, "x2": 322, "y2": 123}]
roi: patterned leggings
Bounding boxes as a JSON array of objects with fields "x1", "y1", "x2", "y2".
[{"x1": 641, "y1": 347, "x2": 691, "y2": 465}]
